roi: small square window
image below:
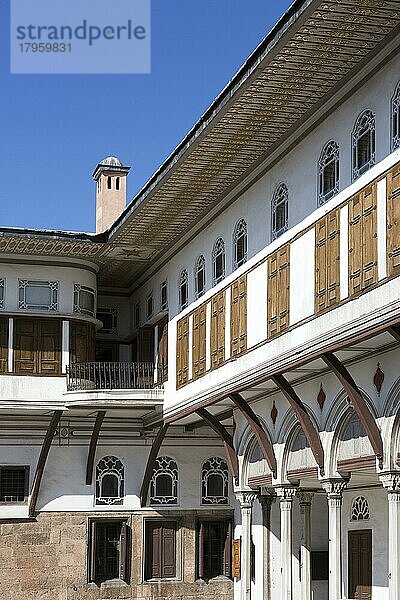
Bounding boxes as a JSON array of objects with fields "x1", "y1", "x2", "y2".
[
  {"x1": 0, "y1": 466, "x2": 29, "y2": 503},
  {"x1": 74, "y1": 285, "x2": 95, "y2": 317}
]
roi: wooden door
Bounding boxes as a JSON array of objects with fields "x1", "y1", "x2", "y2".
[{"x1": 348, "y1": 529, "x2": 372, "y2": 600}]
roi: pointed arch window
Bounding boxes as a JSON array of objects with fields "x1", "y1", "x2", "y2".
[
  {"x1": 351, "y1": 496, "x2": 370, "y2": 521},
  {"x1": 95, "y1": 456, "x2": 124, "y2": 505},
  {"x1": 212, "y1": 238, "x2": 225, "y2": 285},
  {"x1": 392, "y1": 81, "x2": 400, "y2": 151},
  {"x1": 201, "y1": 457, "x2": 229, "y2": 505},
  {"x1": 271, "y1": 183, "x2": 288, "y2": 240},
  {"x1": 318, "y1": 141, "x2": 340, "y2": 205},
  {"x1": 233, "y1": 219, "x2": 248, "y2": 269},
  {"x1": 352, "y1": 110, "x2": 375, "y2": 180},
  {"x1": 195, "y1": 255, "x2": 206, "y2": 299},
  {"x1": 150, "y1": 456, "x2": 178, "y2": 505},
  {"x1": 179, "y1": 270, "x2": 188, "y2": 311}
]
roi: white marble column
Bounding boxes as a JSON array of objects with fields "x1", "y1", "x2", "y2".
[
  {"x1": 237, "y1": 491, "x2": 257, "y2": 600},
  {"x1": 276, "y1": 486, "x2": 297, "y2": 600},
  {"x1": 380, "y1": 473, "x2": 400, "y2": 600},
  {"x1": 321, "y1": 479, "x2": 347, "y2": 600},
  {"x1": 259, "y1": 491, "x2": 276, "y2": 600},
  {"x1": 297, "y1": 491, "x2": 314, "y2": 600}
]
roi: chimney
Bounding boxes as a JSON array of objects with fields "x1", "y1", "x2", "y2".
[{"x1": 92, "y1": 156, "x2": 131, "y2": 233}]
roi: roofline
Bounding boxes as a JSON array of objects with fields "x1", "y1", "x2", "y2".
[
  {"x1": 108, "y1": 0, "x2": 311, "y2": 238},
  {"x1": 0, "y1": 226, "x2": 106, "y2": 243}
]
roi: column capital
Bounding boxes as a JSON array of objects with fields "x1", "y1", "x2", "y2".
[
  {"x1": 297, "y1": 490, "x2": 314, "y2": 508},
  {"x1": 259, "y1": 492, "x2": 276, "y2": 510},
  {"x1": 236, "y1": 490, "x2": 258, "y2": 509},
  {"x1": 275, "y1": 485, "x2": 298, "y2": 502},
  {"x1": 321, "y1": 477, "x2": 348, "y2": 499},
  {"x1": 380, "y1": 472, "x2": 400, "y2": 494}
]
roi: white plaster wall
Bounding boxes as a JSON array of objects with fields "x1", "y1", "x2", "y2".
[
  {"x1": 290, "y1": 228, "x2": 315, "y2": 326},
  {"x1": 0, "y1": 375, "x2": 66, "y2": 404}
]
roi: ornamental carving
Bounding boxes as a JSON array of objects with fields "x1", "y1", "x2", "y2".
[
  {"x1": 373, "y1": 363, "x2": 384, "y2": 393},
  {"x1": 317, "y1": 384, "x2": 326, "y2": 410}
]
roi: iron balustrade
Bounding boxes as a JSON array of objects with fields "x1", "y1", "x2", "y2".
[{"x1": 66, "y1": 362, "x2": 156, "y2": 391}]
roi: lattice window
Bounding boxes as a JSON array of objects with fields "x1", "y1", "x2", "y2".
[
  {"x1": 271, "y1": 183, "x2": 288, "y2": 240},
  {"x1": 150, "y1": 456, "x2": 178, "y2": 505},
  {"x1": 0, "y1": 279, "x2": 5, "y2": 310},
  {"x1": 178, "y1": 270, "x2": 188, "y2": 311},
  {"x1": 392, "y1": 81, "x2": 400, "y2": 151},
  {"x1": 212, "y1": 238, "x2": 225, "y2": 285},
  {"x1": 318, "y1": 141, "x2": 340, "y2": 205},
  {"x1": 233, "y1": 219, "x2": 248, "y2": 269},
  {"x1": 97, "y1": 307, "x2": 117, "y2": 334},
  {"x1": 351, "y1": 496, "x2": 370, "y2": 521},
  {"x1": 352, "y1": 110, "x2": 375, "y2": 181},
  {"x1": 194, "y1": 255, "x2": 206, "y2": 298},
  {"x1": 95, "y1": 456, "x2": 124, "y2": 506},
  {"x1": 160, "y1": 280, "x2": 168, "y2": 311},
  {"x1": 201, "y1": 457, "x2": 229, "y2": 505},
  {"x1": 19, "y1": 280, "x2": 58, "y2": 311},
  {"x1": 73, "y1": 284, "x2": 95, "y2": 316}
]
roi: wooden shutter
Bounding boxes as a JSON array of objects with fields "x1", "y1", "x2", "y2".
[
  {"x1": 267, "y1": 244, "x2": 290, "y2": 338},
  {"x1": 146, "y1": 521, "x2": 176, "y2": 580},
  {"x1": 230, "y1": 275, "x2": 247, "y2": 357},
  {"x1": 137, "y1": 326, "x2": 155, "y2": 363},
  {"x1": 0, "y1": 317, "x2": 8, "y2": 374},
  {"x1": 37, "y1": 320, "x2": 61, "y2": 375},
  {"x1": 232, "y1": 538, "x2": 241, "y2": 579},
  {"x1": 157, "y1": 318, "x2": 168, "y2": 384},
  {"x1": 70, "y1": 321, "x2": 95, "y2": 364},
  {"x1": 14, "y1": 318, "x2": 36, "y2": 374},
  {"x1": 161, "y1": 522, "x2": 177, "y2": 578},
  {"x1": 192, "y1": 305, "x2": 206, "y2": 380},
  {"x1": 210, "y1": 291, "x2": 225, "y2": 369},
  {"x1": 119, "y1": 521, "x2": 128, "y2": 583},
  {"x1": 88, "y1": 520, "x2": 97, "y2": 583},
  {"x1": 315, "y1": 209, "x2": 340, "y2": 313},
  {"x1": 223, "y1": 521, "x2": 232, "y2": 578},
  {"x1": 176, "y1": 316, "x2": 189, "y2": 388},
  {"x1": 348, "y1": 184, "x2": 378, "y2": 296},
  {"x1": 387, "y1": 165, "x2": 400, "y2": 277}
]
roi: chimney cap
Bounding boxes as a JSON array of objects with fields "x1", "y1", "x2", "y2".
[{"x1": 92, "y1": 156, "x2": 131, "y2": 180}]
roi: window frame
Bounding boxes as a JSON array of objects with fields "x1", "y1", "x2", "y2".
[
  {"x1": 197, "y1": 518, "x2": 232, "y2": 581},
  {"x1": 0, "y1": 465, "x2": 29, "y2": 504},
  {"x1": 160, "y1": 280, "x2": 168, "y2": 312},
  {"x1": 87, "y1": 518, "x2": 130, "y2": 585},
  {"x1": 392, "y1": 81, "x2": 400, "y2": 152},
  {"x1": 271, "y1": 183, "x2": 289, "y2": 241},
  {"x1": 352, "y1": 109, "x2": 376, "y2": 181},
  {"x1": 0, "y1": 278, "x2": 5, "y2": 310},
  {"x1": 134, "y1": 302, "x2": 141, "y2": 330},
  {"x1": 146, "y1": 292, "x2": 154, "y2": 321},
  {"x1": 318, "y1": 140, "x2": 340, "y2": 205},
  {"x1": 73, "y1": 284, "x2": 96, "y2": 317},
  {"x1": 97, "y1": 307, "x2": 118, "y2": 335},
  {"x1": 212, "y1": 238, "x2": 226, "y2": 285},
  {"x1": 233, "y1": 219, "x2": 248, "y2": 269},
  {"x1": 201, "y1": 457, "x2": 229, "y2": 505},
  {"x1": 150, "y1": 456, "x2": 179, "y2": 506},
  {"x1": 178, "y1": 270, "x2": 189, "y2": 311},
  {"x1": 95, "y1": 456, "x2": 125, "y2": 506},
  {"x1": 194, "y1": 255, "x2": 206, "y2": 299},
  {"x1": 18, "y1": 280, "x2": 59, "y2": 312}
]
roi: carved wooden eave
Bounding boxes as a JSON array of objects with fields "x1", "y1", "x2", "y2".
[{"x1": 0, "y1": 0, "x2": 399, "y2": 290}]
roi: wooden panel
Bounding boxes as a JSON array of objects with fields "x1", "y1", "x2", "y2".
[
  {"x1": 192, "y1": 305, "x2": 206, "y2": 380},
  {"x1": 348, "y1": 530, "x2": 372, "y2": 600},
  {"x1": 230, "y1": 275, "x2": 247, "y2": 357},
  {"x1": 0, "y1": 317, "x2": 8, "y2": 374},
  {"x1": 232, "y1": 538, "x2": 241, "y2": 579},
  {"x1": 210, "y1": 291, "x2": 225, "y2": 369},
  {"x1": 176, "y1": 316, "x2": 189, "y2": 388},
  {"x1": 315, "y1": 209, "x2": 340, "y2": 313},
  {"x1": 161, "y1": 522, "x2": 177, "y2": 578},
  {"x1": 14, "y1": 318, "x2": 36, "y2": 374},
  {"x1": 349, "y1": 185, "x2": 377, "y2": 296},
  {"x1": 267, "y1": 244, "x2": 290, "y2": 338},
  {"x1": 146, "y1": 521, "x2": 176, "y2": 580},
  {"x1": 38, "y1": 320, "x2": 61, "y2": 375},
  {"x1": 157, "y1": 317, "x2": 168, "y2": 384},
  {"x1": 70, "y1": 321, "x2": 95, "y2": 364},
  {"x1": 137, "y1": 325, "x2": 155, "y2": 363},
  {"x1": 387, "y1": 164, "x2": 400, "y2": 276}
]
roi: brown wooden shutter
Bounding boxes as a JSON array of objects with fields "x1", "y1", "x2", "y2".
[
  {"x1": 38, "y1": 320, "x2": 61, "y2": 375},
  {"x1": 232, "y1": 538, "x2": 241, "y2": 579},
  {"x1": 14, "y1": 318, "x2": 36, "y2": 374},
  {"x1": 223, "y1": 521, "x2": 232, "y2": 578},
  {"x1": 210, "y1": 291, "x2": 225, "y2": 369},
  {"x1": 176, "y1": 316, "x2": 189, "y2": 388},
  {"x1": 157, "y1": 318, "x2": 168, "y2": 384},
  {"x1": 137, "y1": 326, "x2": 155, "y2": 363},
  {"x1": 70, "y1": 321, "x2": 95, "y2": 364},
  {"x1": 88, "y1": 520, "x2": 97, "y2": 583},
  {"x1": 231, "y1": 276, "x2": 247, "y2": 357},
  {"x1": 119, "y1": 521, "x2": 128, "y2": 583},
  {"x1": 161, "y1": 522, "x2": 177, "y2": 578},
  {"x1": 146, "y1": 521, "x2": 176, "y2": 580},
  {"x1": 387, "y1": 165, "x2": 400, "y2": 277},
  {"x1": 349, "y1": 184, "x2": 378, "y2": 296},
  {"x1": 315, "y1": 209, "x2": 340, "y2": 313},
  {"x1": 267, "y1": 244, "x2": 290, "y2": 338},
  {"x1": 0, "y1": 317, "x2": 8, "y2": 374},
  {"x1": 192, "y1": 305, "x2": 206, "y2": 380},
  {"x1": 198, "y1": 521, "x2": 205, "y2": 580}
]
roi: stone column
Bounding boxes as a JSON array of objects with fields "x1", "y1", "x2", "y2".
[
  {"x1": 276, "y1": 486, "x2": 297, "y2": 600},
  {"x1": 321, "y1": 479, "x2": 348, "y2": 600},
  {"x1": 237, "y1": 491, "x2": 257, "y2": 600},
  {"x1": 259, "y1": 491, "x2": 276, "y2": 600},
  {"x1": 380, "y1": 473, "x2": 400, "y2": 600},
  {"x1": 297, "y1": 491, "x2": 314, "y2": 600}
]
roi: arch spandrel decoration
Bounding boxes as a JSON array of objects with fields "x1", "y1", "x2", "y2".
[{"x1": 338, "y1": 412, "x2": 373, "y2": 463}]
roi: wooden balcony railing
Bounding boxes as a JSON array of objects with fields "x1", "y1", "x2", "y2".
[{"x1": 66, "y1": 362, "x2": 156, "y2": 392}]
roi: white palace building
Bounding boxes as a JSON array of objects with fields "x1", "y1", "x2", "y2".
[{"x1": 1, "y1": 1, "x2": 400, "y2": 599}]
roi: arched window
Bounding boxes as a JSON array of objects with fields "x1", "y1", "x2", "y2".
[
  {"x1": 179, "y1": 269, "x2": 188, "y2": 310},
  {"x1": 351, "y1": 496, "x2": 370, "y2": 521},
  {"x1": 212, "y1": 238, "x2": 225, "y2": 285},
  {"x1": 271, "y1": 183, "x2": 288, "y2": 240},
  {"x1": 201, "y1": 457, "x2": 229, "y2": 505},
  {"x1": 352, "y1": 110, "x2": 375, "y2": 180},
  {"x1": 107, "y1": 176, "x2": 112, "y2": 190},
  {"x1": 318, "y1": 140, "x2": 340, "y2": 205},
  {"x1": 392, "y1": 81, "x2": 400, "y2": 151},
  {"x1": 150, "y1": 456, "x2": 178, "y2": 505},
  {"x1": 116, "y1": 176, "x2": 120, "y2": 191},
  {"x1": 95, "y1": 456, "x2": 124, "y2": 505},
  {"x1": 194, "y1": 255, "x2": 206, "y2": 298},
  {"x1": 233, "y1": 219, "x2": 248, "y2": 269}
]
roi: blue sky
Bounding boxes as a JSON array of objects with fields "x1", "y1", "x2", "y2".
[{"x1": 0, "y1": 1, "x2": 292, "y2": 232}]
